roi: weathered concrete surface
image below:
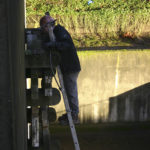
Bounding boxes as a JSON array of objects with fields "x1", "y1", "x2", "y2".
[
  {"x1": 0, "y1": 0, "x2": 27, "y2": 150},
  {"x1": 53, "y1": 50, "x2": 150, "y2": 123},
  {"x1": 109, "y1": 82, "x2": 150, "y2": 122}
]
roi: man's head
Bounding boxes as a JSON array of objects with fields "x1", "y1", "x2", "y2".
[{"x1": 40, "y1": 15, "x2": 56, "y2": 32}]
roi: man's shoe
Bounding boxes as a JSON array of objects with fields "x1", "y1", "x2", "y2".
[
  {"x1": 58, "y1": 113, "x2": 80, "y2": 125},
  {"x1": 58, "y1": 113, "x2": 68, "y2": 122},
  {"x1": 58, "y1": 113, "x2": 69, "y2": 125},
  {"x1": 72, "y1": 114, "x2": 80, "y2": 125}
]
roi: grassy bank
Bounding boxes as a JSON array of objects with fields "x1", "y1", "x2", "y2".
[
  {"x1": 26, "y1": 0, "x2": 150, "y2": 47},
  {"x1": 48, "y1": 122, "x2": 150, "y2": 150}
]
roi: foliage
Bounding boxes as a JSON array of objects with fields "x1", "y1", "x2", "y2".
[
  {"x1": 26, "y1": 0, "x2": 150, "y2": 16},
  {"x1": 26, "y1": 0, "x2": 150, "y2": 47}
]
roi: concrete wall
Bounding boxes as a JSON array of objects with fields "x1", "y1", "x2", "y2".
[
  {"x1": 0, "y1": 0, "x2": 27, "y2": 150},
  {"x1": 53, "y1": 50, "x2": 150, "y2": 123},
  {"x1": 109, "y1": 82, "x2": 150, "y2": 122}
]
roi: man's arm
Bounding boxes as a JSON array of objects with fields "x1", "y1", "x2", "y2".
[{"x1": 43, "y1": 35, "x2": 74, "y2": 51}]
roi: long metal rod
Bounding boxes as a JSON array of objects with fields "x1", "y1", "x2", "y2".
[{"x1": 57, "y1": 66, "x2": 80, "y2": 150}]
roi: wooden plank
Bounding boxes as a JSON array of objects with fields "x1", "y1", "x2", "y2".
[
  {"x1": 32, "y1": 107, "x2": 39, "y2": 147},
  {"x1": 41, "y1": 106, "x2": 51, "y2": 150},
  {"x1": 31, "y1": 70, "x2": 38, "y2": 100},
  {"x1": 44, "y1": 75, "x2": 52, "y2": 97},
  {"x1": 47, "y1": 107, "x2": 56, "y2": 123},
  {"x1": 26, "y1": 88, "x2": 61, "y2": 106}
]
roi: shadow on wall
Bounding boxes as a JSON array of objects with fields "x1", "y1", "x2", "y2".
[{"x1": 109, "y1": 82, "x2": 150, "y2": 122}]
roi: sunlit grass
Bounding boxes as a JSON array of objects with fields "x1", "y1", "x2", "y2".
[{"x1": 77, "y1": 49, "x2": 150, "y2": 57}]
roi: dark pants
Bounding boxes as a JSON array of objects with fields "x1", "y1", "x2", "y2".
[{"x1": 63, "y1": 72, "x2": 79, "y2": 115}]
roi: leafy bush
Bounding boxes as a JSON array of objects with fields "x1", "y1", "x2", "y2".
[{"x1": 26, "y1": 0, "x2": 150, "y2": 47}]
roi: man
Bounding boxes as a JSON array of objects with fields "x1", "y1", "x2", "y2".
[{"x1": 40, "y1": 14, "x2": 81, "y2": 125}]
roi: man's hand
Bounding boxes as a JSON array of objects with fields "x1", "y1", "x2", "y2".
[{"x1": 42, "y1": 41, "x2": 55, "y2": 50}]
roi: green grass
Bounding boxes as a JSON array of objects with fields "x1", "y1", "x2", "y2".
[
  {"x1": 49, "y1": 122, "x2": 150, "y2": 134},
  {"x1": 78, "y1": 49, "x2": 148, "y2": 56},
  {"x1": 73, "y1": 35, "x2": 135, "y2": 47}
]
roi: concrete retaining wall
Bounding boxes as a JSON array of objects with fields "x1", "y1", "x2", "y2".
[{"x1": 53, "y1": 50, "x2": 150, "y2": 123}]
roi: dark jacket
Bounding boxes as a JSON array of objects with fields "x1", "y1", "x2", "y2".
[{"x1": 51, "y1": 25, "x2": 81, "y2": 74}]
